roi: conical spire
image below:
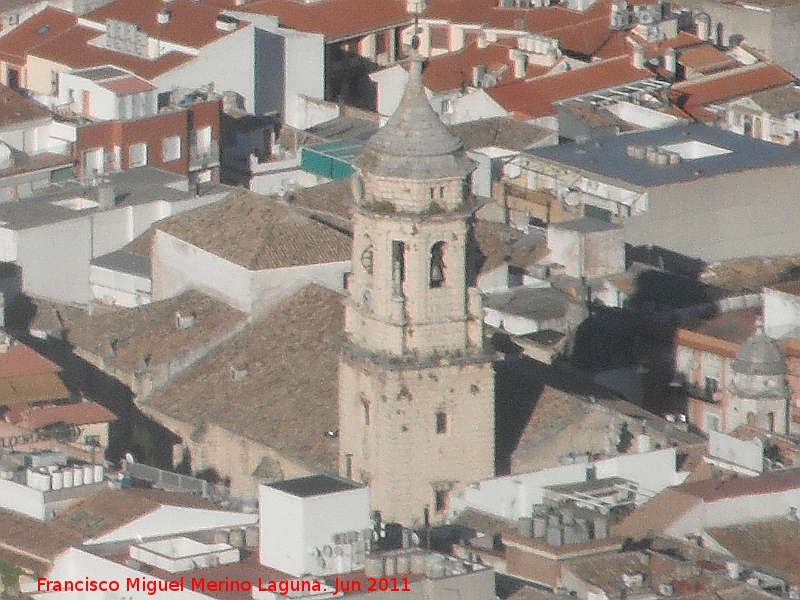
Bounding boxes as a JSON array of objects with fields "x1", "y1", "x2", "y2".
[{"x1": 357, "y1": 54, "x2": 474, "y2": 180}]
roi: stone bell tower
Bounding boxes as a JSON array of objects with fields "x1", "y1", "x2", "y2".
[{"x1": 338, "y1": 55, "x2": 495, "y2": 527}]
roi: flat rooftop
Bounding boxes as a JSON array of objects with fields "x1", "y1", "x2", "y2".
[
  {"x1": 0, "y1": 168, "x2": 231, "y2": 230},
  {"x1": 525, "y1": 123, "x2": 800, "y2": 189},
  {"x1": 268, "y1": 474, "x2": 362, "y2": 498}
]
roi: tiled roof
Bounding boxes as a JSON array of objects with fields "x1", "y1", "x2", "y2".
[
  {"x1": 36, "y1": 291, "x2": 248, "y2": 374},
  {"x1": 0, "y1": 7, "x2": 77, "y2": 64},
  {"x1": 0, "y1": 342, "x2": 60, "y2": 377},
  {"x1": 0, "y1": 507, "x2": 83, "y2": 561},
  {"x1": 707, "y1": 519, "x2": 800, "y2": 584},
  {"x1": 424, "y1": 0, "x2": 642, "y2": 56},
  {"x1": 415, "y1": 42, "x2": 551, "y2": 93},
  {"x1": 678, "y1": 45, "x2": 738, "y2": 74},
  {"x1": 55, "y1": 487, "x2": 220, "y2": 539},
  {"x1": 29, "y1": 24, "x2": 194, "y2": 80},
  {"x1": 0, "y1": 372, "x2": 70, "y2": 406},
  {"x1": 594, "y1": 30, "x2": 704, "y2": 61},
  {"x1": 84, "y1": 0, "x2": 246, "y2": 49},
  {"x1": 671, "y1": 63, "x2": 795, "y2": 120},
  {"x1": 449, "y1": 116, "x2": 553, "y2": 151},
  {"x1": 99, "y1": 75, "x2": 156, "y2": 95},
  {"x1": 473, "y1": 220, "x2": 547, "y2": 273},
  {"x1": 0, "y1": 83, "x2": 50, "y2": 127},
  {"x1": 748, "y1": 85, "x2": 800, "y2": 117},
  {"x1": 611, "y1": 487, "x2": 702, "y2": 538},
  {"x1": 239, "y1": 0, "x2": 411, "y2": 42},
  {"x1": 156, "y1": 189, "x2": 351, "y2": 270},
  {"x1": 487, "y1": 56, "x2": 653, "y2": 119},
  {"x1": 675, "y1": 308, "x2": 758, "y2": 356},
  {"x1": 681, "y1": 468, "x2": 800, "y2": 502},
  {"x1": 145, "y1": 284, "x2": 343, "y2": 472},
  {"x1": 6, "y1": 400, "x2": 116, "y2": 429}
]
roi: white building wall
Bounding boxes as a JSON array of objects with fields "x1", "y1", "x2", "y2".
[
  {"x1": 259, "y1": 486, "x2": 309, "y2": 576},
  {"x1": 453, "y1": 448, "x2": 682, "y2": 520},
  {"x1": 763, "y1": 287, "x2": 800, "y2": 339},
  {"x1": 155, "y1": 27, "x2": 255, "y2": 112},
  {"x1": 92, "y1": 208, "x2": 131, "y2": 257},
  {"x1": 152, "y1": 231, "x2": 251, "y2": 309},
  {"x1": 0, "y1": 479, "x2": 46, "y2": 520},
  {"x1": 299, "y1": 487, "x2": 371, "y2": 576},
  {"x1": 0, "y1": 227, "x2": 18, "y2": 261},
  {"x1": 282, "y1": 30, "x2": 325, "y2": 129},
  {"x1": 446, "y1": 89, "x2": 508, "y2": 125},
  {"x1": 666, "y1": 488, "x2": 800, "y2": 538},
  {"x1": 17, "y1": 218, "x2": 92, "y2": 303},
  {"x1": 250, "y1": 261, "x2": 349, "y2": 316}
]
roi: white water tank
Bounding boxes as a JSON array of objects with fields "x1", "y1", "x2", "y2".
[
  {"x1": 73, "y1": 466, "x2": 83, "y2": 486},
  {"x1": 83, "y1": 465, "x2": 95, "y2": 485},
  {"x1": 63, "y1": 468, "x2": 74, "y2": 488},
  {"x1": 94, "y1": 464, "x2": 105, "y2": 482},
  {"x1": 51, "y1": 470, "x2": 64, "y2": 490}
]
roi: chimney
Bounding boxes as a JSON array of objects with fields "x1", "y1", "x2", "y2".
[
  {"x1": 695, "y1": 13, "x2": 711, "y2": 41},
  {"x1": 472, "y1": 64, "x2": 487, "y2": 88},
  {"x1": 509, "y1": 49, "x2": 527, "y2": 78},
  {"x1": 477, "y1": 28, "x2": 488, "y2": 49},
  {"x1": 157, "y1": 8, "x2": 171, "y2": 25},
  {"x1": 664, "y1": 47, "x2": 677, "y2": 76},
  {"x1": 96, "y1": 183, "x2": 115, "y2": 210},
  {"x1": 631, "y1": 41, "x2": 645, "y2": 69}
]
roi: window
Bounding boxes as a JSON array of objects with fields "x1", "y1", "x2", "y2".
[
  {"x1": 705, "y1": 414, "x2": 720, "y2": 433},
  {"x1": 435, "y1": 411, "x2": 447, "y2": 434},
  {"x1": 128, "y1": 142, "x2": 148, "y2": 168},
  {"x1": 344, "y1": 453, "x2": 353, "y2": 479},
  {"x1": 434, "y1": 489, "x2": 448, "y2": 513},
  {"x1": 392, "y1": 240, "x2": 405, "y2": 294},
  {"x1": 162, "y1": 136, "x2": 181, "y2": 162},
  {"x1": 768, "y1": 412, "x2": 776, "y2": 433},
  {"x1": 362, "y1": 399, "x2": 371, "y2": 426},
  {"x1": 430, "y1": 241, "x2": 446, "y2": 288},
  {"x1": 704, "y1": 377, "x2": 718, "y2": 401}
]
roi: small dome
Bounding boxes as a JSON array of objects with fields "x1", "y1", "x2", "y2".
[
  {"x1": 731, "y1": 320, "x2": 786, "y2": 376},
  {"x1": 356, "y1": 57, "x2": 474, "y2": 181}
]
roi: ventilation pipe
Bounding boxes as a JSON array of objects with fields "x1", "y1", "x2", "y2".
[
  {"x1": 664, "y1": 47, "x2": 677, "y2": 77},
  {"x1": 631, "y1": 41, "x2": 645, "y2": 69}
]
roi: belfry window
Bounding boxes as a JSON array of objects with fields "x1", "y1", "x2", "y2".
[
  {"x1": 392, "y1": 241, "x2": 405, "y2": 294},
  {"x1": 430, "y1": 241, "x2": 446, "y2": 288}
]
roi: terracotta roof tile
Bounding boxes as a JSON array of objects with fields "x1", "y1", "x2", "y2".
[
  {"x1": 240, "y1": 0, "x2": 411, "y2": 41},
  {"x1": 0, "y1": 372, "x2": 70, "y2": 406},
  {"x1": 0, "y1": 83, "x2": 49, "y2": 126},
  {"x1": 146, "y1": 284, "x2": 343, "y2": 471},
  {"x1": 681, "y1": 468, "x2": 800, "y2": 502},
  {"x1": 678, "y1": 45, "x2": 738, "y2": 74},
  {"x1": 0, "y1": 7, "x2": 77, "y2": 64},
  {"x1": 7, "y1": 400, "x2": 116, "y2": 429},
  {"x1": 671, "y1": 63, "x2": 795, "y2": 120},
  {"x1": 99, "y1": 75, "x2": 156, "y2": 95},
  {"x1": 30, "y1": 25, "x2": 194, "y2": 80},
  {"x1": 34, "y1": 291, "x2": 248, "y2": 375},
  {"x1": 707, "y1": 519, "x2": 800, "y2": 584},
  {"x1": 0, "y1": 342, "x2": 60, "y2": 378},
  {"x1": 611, "y1": 488, "x2": 701, "y2": 538},
  {"x1": 416, "y1": 42, "x2": 551, "y2": 93},
  {"x1": 487, "y1": 56, "x2": 653, "y2": 119},
  {"x1": 84, "y1": 0, "x2": 246, "y2": 49},
  {"x1": 156, "y1": 189, "x2": 351, "y2": 270}
]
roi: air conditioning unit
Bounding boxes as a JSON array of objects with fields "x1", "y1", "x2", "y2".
[{"x1": 7, "y1": 13, "x2": 19, "y2": 26}]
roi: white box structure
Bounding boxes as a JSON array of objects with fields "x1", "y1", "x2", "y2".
[{"x1": 259, "y1": 474, "x2": 371, "y2": 577}]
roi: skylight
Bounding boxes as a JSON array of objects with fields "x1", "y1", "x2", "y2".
[
  {"x1": 660, "y1": 141, "x2": 732, "y2": 161},
  {"x1": 51, "y1": 198, "x2": 100, "y2": 211}
]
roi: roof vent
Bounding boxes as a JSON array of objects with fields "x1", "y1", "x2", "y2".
[
  {"x1": 175, "y1": 311, "x2": 195, "y2": 329},
  {"x1": 230, "y1": 366, "x2": 249, "y2": 382},
  {"x1": 157, "y1": 9, "x2": 171, "y2": 25},
  {"x1": 216, "y1": 14, "x2": 238, "y2": 31}
]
